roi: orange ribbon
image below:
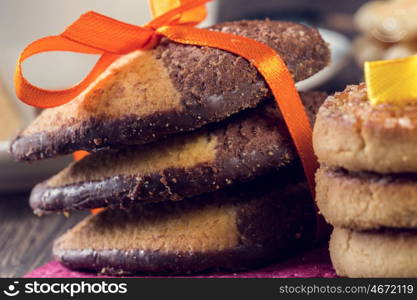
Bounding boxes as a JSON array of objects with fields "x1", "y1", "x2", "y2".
[{"x1": 14, "y1": 0, "x2": 317, "y2": 194}]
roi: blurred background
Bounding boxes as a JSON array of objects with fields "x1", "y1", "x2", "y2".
[{"x1": 1, "y1": 0, "x2": 416, "y2": 276}]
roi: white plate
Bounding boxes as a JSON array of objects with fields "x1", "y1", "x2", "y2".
[{"x1": 297, "y1": 28, "x2": 351, "y2": 91}]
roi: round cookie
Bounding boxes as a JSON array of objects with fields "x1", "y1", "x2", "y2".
[
  {"x1": 53, "y1": 176, "x2": 315, "y2": 275},
  {"x1": 314, "y1": 83, "x2": 417, "y2": 173},
  {"x1": 330, "y1": 227, "x2": 417, "y2": 278},
  {"x1": 316, "y1": 166, "x2": 417, "y2": 230}
]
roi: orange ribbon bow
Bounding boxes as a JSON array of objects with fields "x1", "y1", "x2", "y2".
[{"x1": 14, "y1": 0, "x2": 318, "y2": 194}]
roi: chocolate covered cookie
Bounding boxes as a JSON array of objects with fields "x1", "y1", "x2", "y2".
[
  {"x1": 30, "y1": 92, "x2": 326, "y2": 214},
  {"x1": 11, "y1": 20, "x2": 329, "y2": 162},
  {"x1": 330, "y1": 227, "x2": 417, "y2": 278},
  {"x1": 53, "y1": 175, "x2": 315, "y2": 275}
]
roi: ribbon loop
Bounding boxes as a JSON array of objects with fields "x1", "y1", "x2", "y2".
[{"x1": 14, "y1": 0, "x2": 210, "y2": 108}]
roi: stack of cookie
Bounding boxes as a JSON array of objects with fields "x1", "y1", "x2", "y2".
[
  {"x1": 314, "y1": 83, "x2": 417, "y2": 278},
  {"x1": 11, "y1": 20, "x2": 330, "y2": 275},
  {"x1": 353, "y1": 0, "x2": 417, "y2": 66}
]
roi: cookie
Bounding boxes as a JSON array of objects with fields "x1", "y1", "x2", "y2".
[
  {"x1": 11, "y1": 20, "x2": 330, "y2": 162},
  {"x1": 316, "y1": 166, "x2": 417, "y2": 230},
  {"x1": 314, "y1": 83, "x2": 417, "y2": 173},
  {"x1": 330, "y1": 227, "x2": 417, "y2": 278},
  {"x1": 29, "y1": 92, "x2": 327, "y2": 214},
  {"x1": 53, "y1": 175, "x2": 315, "y2": 275},
  {"x1": 354, "y1": 0, "x2": 417, "y2": 43}
]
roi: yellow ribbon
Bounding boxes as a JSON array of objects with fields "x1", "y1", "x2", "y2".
[{"x1": 365, "y1": 54, "x2": 417, "y2": 105}]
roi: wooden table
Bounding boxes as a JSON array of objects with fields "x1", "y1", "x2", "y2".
[{"x1": 0, "y1": 191, "x2": 87, "y2": 277}]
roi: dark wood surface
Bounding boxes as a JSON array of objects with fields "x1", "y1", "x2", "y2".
[{"x1": 0, "y1": 191, "x2": 87, "y2": 277}]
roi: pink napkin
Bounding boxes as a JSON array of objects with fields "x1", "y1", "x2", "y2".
[{"x1": 25, "y1": 246, "x2": 336, "y2": 278}]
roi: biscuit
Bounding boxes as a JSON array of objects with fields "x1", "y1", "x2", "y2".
[
  {"x1": 316, "y1": 166, "x2": 417, "y2": 230},
  {"x1": 330, "y1": 227, "x2": 417, "y2": 278},
  {"x1": 53, "y1": 175, "x2": 315, "y2": 275},
  {"x1": 29, "y1": 92, "x2": 327, "y2": 214},
  {"x1": 10, "y1": 20, "x2": 329, "y2": 162},
  {"x1": 313, "y1": 83, "x2": 417, "y2": 173}
]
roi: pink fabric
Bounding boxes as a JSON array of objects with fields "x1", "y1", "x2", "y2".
[{"x1": 25, "y1": 247, "x2": 336, "y2": 278}]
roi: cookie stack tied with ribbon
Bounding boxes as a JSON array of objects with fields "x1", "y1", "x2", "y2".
[
  {"x1": 314, "y1": 55, "x2": 417, "y2": 277},
  {"x1": 11, "y1": 0, "x2": 331, "y2": 275}
]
